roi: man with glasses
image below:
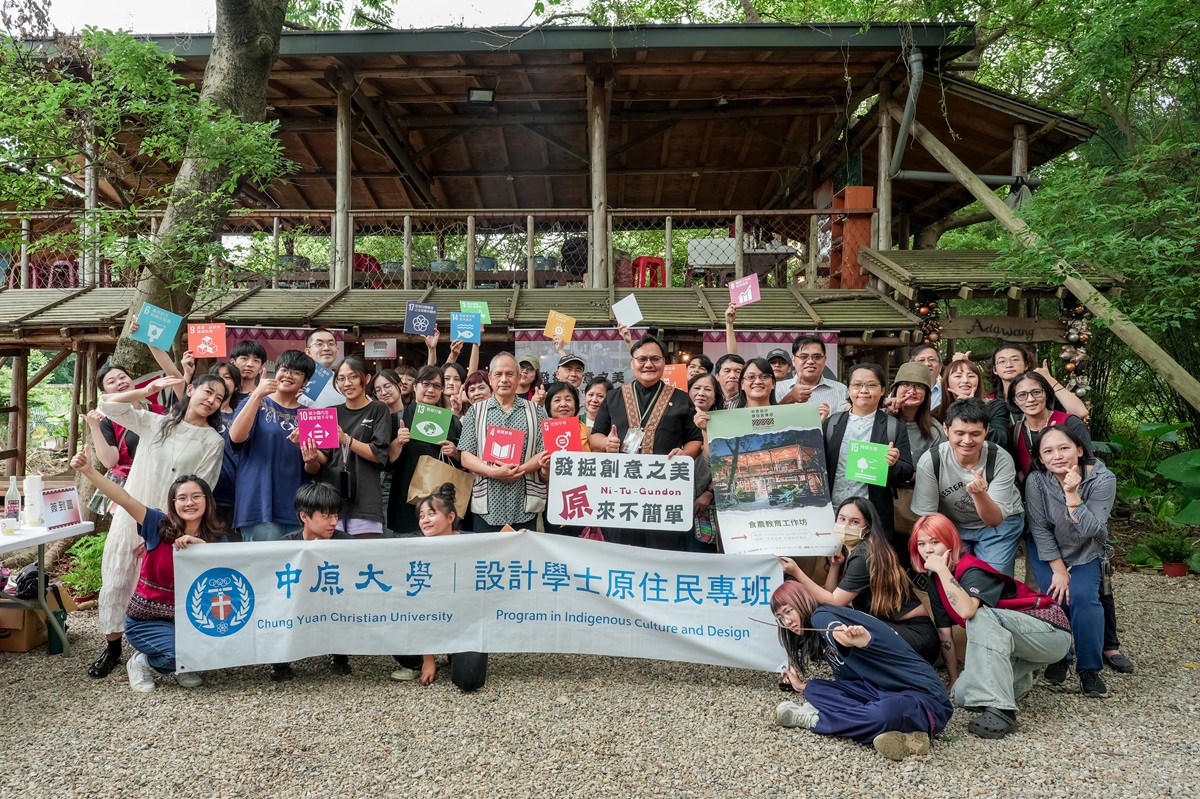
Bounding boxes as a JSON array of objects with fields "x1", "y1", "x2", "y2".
[
  {"x1": 459, "y1": 353, "x2": 550, "y2": 532},
  {"x1": 227, "y1": 349, "x2": 316, "y2": 541},
  {"x1": 589, "y1": 335, "x2": 704, "y2": 549},
  {"x1": 910, "y1": 345, "x2": 944, "y2": 410},
  {"x1": 776, "y1": 335, "x2": 849, "y2": 413},
  {"x1": 299, "y1": 327, "x2": 346, "y2": 409}
]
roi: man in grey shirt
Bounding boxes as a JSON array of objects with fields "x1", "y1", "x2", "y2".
[
  {"x1": 911, "y1": 398, "x2": 1025, "y2": 576},
  {"x1": 775, "y1": 335, "x2": 849, "y2": 414}
]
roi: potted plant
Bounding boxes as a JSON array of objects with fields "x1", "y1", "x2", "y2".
[{"x1": 1141, "y1": 530, "x2": 1197, "y2": 577}]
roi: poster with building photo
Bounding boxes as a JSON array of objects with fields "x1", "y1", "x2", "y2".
[{"x1": 706, "y1": 403, "x2": 837, "y2": 556}]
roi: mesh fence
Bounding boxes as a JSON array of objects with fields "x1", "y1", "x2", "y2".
[{"x1": 0, "y1": 208, "x2": 869, "y2": 291}]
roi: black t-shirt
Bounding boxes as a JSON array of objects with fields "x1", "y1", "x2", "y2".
[
  {"x1": 837, "y1": 546, "x2": 923, "y2": 621},
  {"x1": 100, "y1": 417, "x2": 140, "y2": 462},
  {"x1": 927, "y1": 566, "x2": 1016, "y2": 628},
  {"x1": 592, "y1": 381, "x2": 703, "y2": 455},
  {"x1": 388, "y1": 403, "x2": 464, "y2": 535}
]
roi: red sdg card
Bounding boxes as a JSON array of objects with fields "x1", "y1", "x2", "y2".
[
  {"x1": 484, "y1": 426, "x2": 525, "y2": 465},
  {"x1": 542, "y1": 417, "x2": 582, "y2": 454}
]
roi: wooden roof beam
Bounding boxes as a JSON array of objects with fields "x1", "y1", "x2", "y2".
[{"x1": 520, "y1": 124, "x2": 590, "y2": 165}]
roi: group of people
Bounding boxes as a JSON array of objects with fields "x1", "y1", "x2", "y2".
[{"x1": 77, "y1": 321, "x2": 1131, "y2": 760}]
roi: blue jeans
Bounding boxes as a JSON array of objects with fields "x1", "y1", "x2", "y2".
[
  {"x1": 239, "y1": 521, "x2": 296, "y2": 542},
  {"x1": 125, "y1": 616, "x2": 176, "y2": 674},
  {"x1": 957, "y1": 513, "x2": 1025, "y2": 577},
  {"x1": 1027, "y1": 553, "x2": 1105, "y2": 672}
]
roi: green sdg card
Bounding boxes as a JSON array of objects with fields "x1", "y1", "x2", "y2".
[
  {"x1": 410, "y1": 402, "x2": 454, "y2": 444},
  {"x1": 846, "y1": 440, "x2": 889, "y2": 486},
  {"x1": 459, "y1": 300, "x2": 491, "y2": 325}
]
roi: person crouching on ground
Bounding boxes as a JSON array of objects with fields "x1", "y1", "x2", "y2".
[
  {"x1": 390, "y1": 482, "x2": 487, "y2": 692},
  {"x1": 269, "y1": 482, "x2": 349, "y2": 682},
  {"x1": 770, "y1": 581, "x2": 952, "y2": 761},
  {"x1": 910, "y1": 513, "x2": 1073, "y2": 739},
  {"x1": 71, "y1": 446, "x2": 225, "y2": 693}
]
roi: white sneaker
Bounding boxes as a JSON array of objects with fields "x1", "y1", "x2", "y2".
[
  {"x1": 126, "y1": 652, "x2": 156, "y2": 693},
  {"x1": 175, "y1": 671, "x2": 203, "y2": 688},
  {"x1": 390, "y1": 667, "x2": 419, "y2": 682},
  {"x1": 775, "y1": 700, "x2": 820, "y2": 729}
]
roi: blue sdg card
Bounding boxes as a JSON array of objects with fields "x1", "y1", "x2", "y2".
[
  {"x1": 130, "y1": 303, "x2": 183, "y2": 348},
  {"x1": 301, "y1": 362, "x2": 333, "y2": 402},
  {"x1": 451, "y1": 312, "x2": 481, "y2": 343},
  {"x1": 404, "y1": 301, "x2": 438, "y2": 336}
]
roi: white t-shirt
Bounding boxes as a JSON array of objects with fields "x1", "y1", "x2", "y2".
[{"x1": 911, "y1": 441, "x2": 1024, "y2": 528}]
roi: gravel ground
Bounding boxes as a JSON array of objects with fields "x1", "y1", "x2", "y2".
[{"x1": 2, "y1": 571, "x2": 1198, "y2": 799}]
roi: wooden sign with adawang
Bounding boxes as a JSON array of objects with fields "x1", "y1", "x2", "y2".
[{"x1": 940, "y1": 315, "x2": 1063, "y2": 343}]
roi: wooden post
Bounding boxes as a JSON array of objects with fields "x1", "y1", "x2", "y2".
[
  {"x1": 876, "y1": 81, "x2": 893, "y2": 250},
  {"x1": 526, "y1": 215, "x2": 536, "y2": 289},
  {"x1": 12, "y1": 354, "x2": 27, "y2": 475},
  {"x1": 20, "y1": 217, "x2": 30, "y2": 289},
  {"x1": 889, "y1": 104, "x2": 1200, "y2": 412},
  {"x1": 83, "y1": 139, "x2": 98, "y2": 287},
  {"x1": 587, "y1": 214, "x2": 595, "y2": 283},
  {"x1": 587, "y1": 68, "x2": 611, "y2": 288},
  {"x1": 68, "y1": 345, "x2": 83, "y2": 456},
  {"x1": 1012, "y1": 124, "x2": 1029, "y2": 178},
  {"x1": 734, "y1": 214, "x2": 745, "y2": 279},
  {"x1": 403, "y1": 215, "x2": 413, "y2": 290},
  {"x1": 466, "y1": 214, "x2": 476, "y2": 290},
  {"x1": 664, "y1": 216, "x2": 673, "y2": 285},
  {"x1": 334, "y1": 81, "x2": 353, "y2": 290},
  {"x1": 272, "y1": 216, "x2": 281, "y2": 289},
  {"x1": 84, "y1": 343, "x2": 97, "y2": 412}
]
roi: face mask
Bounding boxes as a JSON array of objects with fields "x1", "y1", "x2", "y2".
[{"x1": 834, "y1": 523, "x2": 864, "y2": 549}]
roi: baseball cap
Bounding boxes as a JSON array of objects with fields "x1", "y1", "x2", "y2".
[
  {"x1": 558, "y1": 352, "x2": 585, "y2": 369},
  {"x1": 892, "y1": 361, "x2": 933, "y2": 388},
  {"x1": 766, "y1": 348, "x2": 791, "y2": 363},
  {"x1": 517, "y1": 354, "x2": 540, "y2": 371}
]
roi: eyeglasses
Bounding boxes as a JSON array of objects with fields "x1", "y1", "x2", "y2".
[
  {"x1": 633, "y1": 356, "x2": 664, "y2": 365},
  {"x1": 1015, "y1": 388, "x2": 1045, "y2": 402},
  {"x1": 375, "y1": 383, "x2": 396, "y2": 393},
  {"x1": 849, "y1": 382, "x2": 882, "y2": 391},
  {"x1": 334, "y1": 375, "x2": 361, "y2": 385},
  {"x1": 417, "y1": 380, "x2": 444, "y2": 390},
  {"x1": 793, "y1": 353, "x2": 825, "y2": 362},
  {"x1": 276, "y1": 367, "x2": 306, "y2": 378},
  {"x1": 743, "y1": 374, "x2": 772, "y2": 384},
  {"x1": 995, "y1": 356, "x2": 1025, "y2": 366}
]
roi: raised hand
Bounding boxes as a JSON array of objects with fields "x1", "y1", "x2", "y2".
[
  {"x1": 69, "y1": 446, "x2": 95, "y2": 474},
  {"x1": 1062, "y1": 464, "x2": 1083, "y2": 494},
  {"x1": 605, "y1": 427, "x2": 621, "y2": 453},
  {"x1": 885, "y1": 440, "x2": 900, "y2": 467},
  {"x1": 966, "y1": 466, "x2": 988, "y2": 495},
  {"x1": 394, "y1": 420, "x2": 411, "y2": 446}
]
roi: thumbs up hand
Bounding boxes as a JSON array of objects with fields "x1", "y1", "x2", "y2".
[
  {"x1": 885, "y1": 440, "x2": 900, "y2": 467},
  {"x1": 394, "y1": 420, "x2": 411, "y2": 446},
  {"x1": 606, "y1": 427, "x2": 621, "y2": 453}
]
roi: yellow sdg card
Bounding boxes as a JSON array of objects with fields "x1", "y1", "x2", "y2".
[{"x1": 544, "y1": 310, "x2": 577, "y2": 343}]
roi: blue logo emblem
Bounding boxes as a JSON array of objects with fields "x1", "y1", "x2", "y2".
[{"x1": 187, "y1": 567, "x2": 255, "y2": 637}]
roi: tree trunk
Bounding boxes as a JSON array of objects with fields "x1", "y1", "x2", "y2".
[
  {"x1": 111, "y1": 0, "x2": 288, "y2": 376},
  {"x1": 914, "y1": 209, "x2": 995, "y2": 249}
]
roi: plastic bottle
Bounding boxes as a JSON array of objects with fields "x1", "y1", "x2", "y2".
[{"x1": 3, "y1": 476, "x2": 19, "y2": 534}]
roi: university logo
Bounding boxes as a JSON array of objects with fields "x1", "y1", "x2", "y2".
[{"x1": 187, "y1": 567, "x2": 255, "y2": 637}]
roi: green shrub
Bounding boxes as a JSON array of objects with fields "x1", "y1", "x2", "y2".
[
  {"x1": 61, "y1": 531, "x2": 107, "y2": 596},
  {"x1": 1141, "y1": 530, "x2": 1197, "y2": 564}
]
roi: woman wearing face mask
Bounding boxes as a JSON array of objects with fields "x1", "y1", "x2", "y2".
[
  {"x1": 387, "y1": 365, "x2": 464, "y2": 538},
  {"x1": 304, "y1": 356, "x2": 392, "y2": 541},
  {"x1": 781, "y1": 498, "x2": 938, "y2": 664},
  {"x1": 87, "y1": 374, "x2": 227, "y2": 680},
  {"x1": 390, "y1": 483, "x2": 488, "y2": 691}
]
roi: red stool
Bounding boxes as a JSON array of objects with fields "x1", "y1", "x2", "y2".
[{"x1": 633, "y1": 256, "x2": 666, "y2": 287}]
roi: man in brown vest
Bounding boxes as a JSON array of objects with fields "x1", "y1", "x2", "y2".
[{"x1": 589, "y1": 335, "x2": 704, "y2": 549}]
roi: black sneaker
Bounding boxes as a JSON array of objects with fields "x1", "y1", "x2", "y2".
[
  {"x1": 87, "y1": 643, "x2": 122, "y2": 679},
  {"x1": 1079, "y1": 669, "x2": 1109, "y2": 697},
  {"x1": 270, "y1": 663, "x2": 296, "y2": 682},
  {"x1": 1043, "y1": 658, "x2": 1070, "y2": 686},
  {"x1": 329, "y1": 655, "x2": 352, "y2": 676}
]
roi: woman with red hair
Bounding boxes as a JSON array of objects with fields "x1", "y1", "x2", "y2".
[
  {"x1": 769, "y1": 580, "x2": 952, "y2": 761},
  {"x1": 910, "y1": 513, "x2": 1073, "y2": 740}
]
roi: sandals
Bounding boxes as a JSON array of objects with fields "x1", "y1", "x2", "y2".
[
  {"x1": 967, "y1": 707, "x2": 1018, "y2": 739},
  {"x1": 87, "y1": 644, "x2": 122, "y2": 679}
]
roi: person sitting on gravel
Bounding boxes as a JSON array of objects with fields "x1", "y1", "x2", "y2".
[
  {"x1": 911, "y1": 513, "x2": 1073, "y2": 740},
  {"x1": 390, "y1": 482, "x2": 488, "y2": 692},
  {"x1": 71, "y1": 446, "x2": 226, "y2": 693},
  {"x1": 780, "y1": 497, "x2": 940, "y2": 665},
  {"x1": 269, "y1": 483, "x2": 350, "y2": 683},
  {"x1": 770, "y1": 581, "x2": 953, "y2": 761}
]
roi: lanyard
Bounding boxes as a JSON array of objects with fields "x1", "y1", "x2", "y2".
[{"x1": 633, "y1": 382, "x2": 664, "y2": 428}]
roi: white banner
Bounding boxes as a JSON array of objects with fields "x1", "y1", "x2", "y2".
[
  {"x1": 546, "y1": 452, "x2": 694, "y2": 530},
  {"x1": 174, "y1": 532, "x2": 782, "y2": 673}
]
